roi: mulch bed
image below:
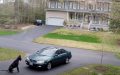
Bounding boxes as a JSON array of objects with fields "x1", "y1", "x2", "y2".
[
  {"x1": 117, "y1": 39, "x2": 120, "y2": 46},
  {"x1": 0, "y1": 24, "x2": 33, "y2": 30},
  {"x1": 94, "y1": 65, "x2": 109, "y2": 73}
]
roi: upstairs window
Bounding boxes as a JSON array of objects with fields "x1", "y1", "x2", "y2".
[
  {"x1": 58, "y1": 2, "x2": 63, "y2": 8},
  {"x1": 96, "y1": 2, "x2": 102, "y2": 11},
  {"x1": 80, "y1": 1, "x2": 85, "y2": 10},
  {"x1": 64, "y1": 1, "x2": 68, "y2": 9},
  {"x1": 50, "y1": 1, "x2": 56, "y2": 8},
  {"x1": 103, "y1": 3, "x2": 109, "y2": 11},
  {"x1": 88, "y1": 4, "x2": 93, "y2": 10},
  {"x1": 73, "y1": 2, "x2": 77, "y2": 9},
  {"x1": 69, "y1": 1, "x2": 73, "y2": 9}
]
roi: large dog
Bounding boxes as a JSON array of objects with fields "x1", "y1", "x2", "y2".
[{"x1": 8, "y1": 55, "x2": 22, "y2": 73}]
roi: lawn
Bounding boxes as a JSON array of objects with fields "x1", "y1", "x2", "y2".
[
  {"x1": 0, "y1": 48, "x2": 25, "y2": 61},
  {"x1": 60, "y1": 65, "x2": 120, "y2": 75},
  {"x1": 44, "y1": 33, "x2": 101, "y2": 43},
  {"x1": 34, "y1": 28, "x2": 120, "y2": 53},
  {"x1": 0, "y1": 29, "x2": 18, "y2": 35}
]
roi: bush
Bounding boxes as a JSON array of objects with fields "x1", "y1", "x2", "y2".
[
  {"x1": 109, "y1": 19, "x2": 120, "y2": 33},
  {"x1": 0, "y1": 17, "x2": 15, "y2": 25},
  {"x1": 0, "y1": 17, "x2": 8, "y2": 24}
]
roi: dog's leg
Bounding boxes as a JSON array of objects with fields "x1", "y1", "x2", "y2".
[
  {"x1": 17, "y1": 66, "x2": 19, "y2": 72},
  {"x1": 8, "y1": 68, "x2": 13, "y2": 73}
]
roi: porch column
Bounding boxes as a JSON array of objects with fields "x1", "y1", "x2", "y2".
[
  {"x1": 83, "y1": 13, "x2": 84, "y2": 23},
  {"x1": 88, "y1": 13, "x2": 93, "y2": 30},
  {"x1": 99, "y1": 14, "x2": 101, "y2": 25},
  {"x1": 81, "y1": 13, "x2": 84, "y2": 29},
  {"x1": 75, "y1": 12, "x2": 76, "y2": 20},
  {"x1": 67, "y1": 12, "x2": 69, "y2": 21}
]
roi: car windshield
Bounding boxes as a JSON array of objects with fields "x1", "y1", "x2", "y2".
[{"x1": 36, "y1": 48, "x2": 57, "y2": 57}]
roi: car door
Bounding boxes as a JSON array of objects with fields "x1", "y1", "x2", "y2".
[
  {"x1": 59, "y1": 49, "x2": 67, "y2": 62},
  {"x1": 52, "y1": 50, "x2": 63, "y2": 65}
]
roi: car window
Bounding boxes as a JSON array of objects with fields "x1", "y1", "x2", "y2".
[
  {"x1": 55, "y1": 49, "x2": 66, "y2": 55},
  {"x1": 60, "y1": 49, "x2": 66, "y2": 54},
  {"x1": 55, "y1": 50, "x2": 61, "y2": 55},
  {"x1": 37, "y1": 49, "x2": 56, "y2": 57}
]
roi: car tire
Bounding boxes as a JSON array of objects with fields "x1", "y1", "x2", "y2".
[
  {"x1": 47, "y1": 62, "x2": 52, "y2": 70},
  {"x1": 65, "y1": 58, "x2": 69, "y2": 64}
]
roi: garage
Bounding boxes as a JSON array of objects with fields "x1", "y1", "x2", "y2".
[{"x1": 46, "y1": 17, "x2": 64, "y2": 26}]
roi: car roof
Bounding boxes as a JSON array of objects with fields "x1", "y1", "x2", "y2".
[{"x1": 41, "y1": 47, "x2": 60, "y2": 51}]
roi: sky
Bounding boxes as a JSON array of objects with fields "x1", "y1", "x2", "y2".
[{"x1": 0, "y1": 0, "x2": 3, "y2": 4}]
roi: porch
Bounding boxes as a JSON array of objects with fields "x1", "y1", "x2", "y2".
[{"x1": 65, "y1": 12, "x2": 109, "y2": 30}]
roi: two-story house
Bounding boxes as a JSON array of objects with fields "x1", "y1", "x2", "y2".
[{"x1": 46, "y1": 0, "x2": 112, "y2": 30}]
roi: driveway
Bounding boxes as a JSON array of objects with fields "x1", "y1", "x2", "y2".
[
  {"x1": 1, "y1": 25, "x2": 60, "y2": 42},
  {"x1": 0, "y1": 25, "x2": 120, "y2": 75}
]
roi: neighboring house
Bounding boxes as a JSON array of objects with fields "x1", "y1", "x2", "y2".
[{"x1": 46, "y1": 0, "x2": 112, "y2": 30}]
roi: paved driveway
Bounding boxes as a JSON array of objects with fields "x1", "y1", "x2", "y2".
[
  {"x1": 1, "y1": 25, "x2": 60, "y2": 42},
  {"x1": 0, "y1": 25, "x2": 120, "y2": 75}
]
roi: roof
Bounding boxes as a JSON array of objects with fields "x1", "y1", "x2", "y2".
[{"x1": 41, "y1": 47, "x2": 59, "y2": 51}]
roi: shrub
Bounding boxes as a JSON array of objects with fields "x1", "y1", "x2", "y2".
[{"x1": 110, "y1": 19, "x2": 120, "y2": 33}]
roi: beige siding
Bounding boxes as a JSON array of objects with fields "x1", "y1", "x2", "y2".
[{"x1": 46, "y1": 11, "x2": 67, "y2": 20}]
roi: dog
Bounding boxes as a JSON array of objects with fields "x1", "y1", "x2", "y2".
[{"x1": 8, "y1": 55, "x2": 22, "y2": 73}]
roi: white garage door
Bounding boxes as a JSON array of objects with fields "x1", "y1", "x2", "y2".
[{"x1": 46, "y1": 18, "x2": 64, "y2": 26}]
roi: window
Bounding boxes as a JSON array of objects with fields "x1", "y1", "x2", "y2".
[
  {"x1": 88, "y1": 4, "x2": 93, "y2": 10},
  {"x1": 77, "y1": 2, "x2": 80, "y2": 9},
  {"x1": 55, "y1": 49, "x2": 66, "y2": 55},
  {"x1": 104, "y1": 3, "x2": 109, "y2": 11},
  {"x1": 108, "y1": 3, "x2": 111, "y2": 11},
  {"x1": 80, "y1": 1, "x2": 85, "y2": 9},
  {"x1": 55, "y1": 50, "x2": 61, "y2": 55},
  {"x1": 93, "y1": 15, "x2": 99, "y2": 24},
  {"x1": 96, "y1": 2, "x2": 101, "y2": 11},
  {"x1": 69, "y1": 12, "x2": 75, "y2": 19},
  {"x1": 50, "y1": 1, "x2": 56, "y2": 8},
  {"x1": 64, "y1": 1, "x2": 68, "y2": 9},
  {"x1": 48, "y1": 1, "x2": 51, "y2": 8},
  {"x1": 60, "y1": 49, "x2": 66, "y2": 54},
  {"x1": 101, "y1": 2, "x2": 104, "y2": 11},
  {"x1": 77, "y1": 13, "x2": 83, "y2": 21},
  {"x1": 69, "y1": 1, "x2": 73, "y2": 9},
  {"x1": 73, "y1": 2, "x2": 77, "y2": 9},
  {"x1": 58, "y1": 2, "x2": 62, "y2": 8},
  {"x1": 36, "y1": 49, "x2": 56, "y2": 57}
]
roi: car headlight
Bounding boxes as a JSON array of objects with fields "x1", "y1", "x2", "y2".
[{"x1": 37, "y1": 61, "x2": 45, "y2": 64}]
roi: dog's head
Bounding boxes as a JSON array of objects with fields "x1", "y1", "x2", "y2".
[{"x1": 18, "y1": 55, "x2": 22, "y2": 61}]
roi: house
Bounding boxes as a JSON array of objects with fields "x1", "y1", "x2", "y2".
[{"x1": 46, "y1": 0, "x2": 112, "y2": 30}]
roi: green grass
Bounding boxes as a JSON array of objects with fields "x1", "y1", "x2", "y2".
[
  {"x1": 0, "y1": 29, "x2": 18, "y2": 35},
  {"x1": 60, "y1": 65, "x2": 120, "y2": 75},
  {"x1": 44, "y1": 33, "x2": 101, "y2": 43},
  {"x1": 34, "y1": 28, "x2": 120, "y2": 53},
  {"x1": 0, "y1": 48, "x2": 25, "y2": 61},
  {"x1": 115, "y1": 53, "x2": 120, "y2": 59}
]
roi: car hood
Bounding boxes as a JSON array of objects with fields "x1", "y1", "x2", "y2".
[{"x1": 29, "y1": 54, "x2": 51, "y2": 61}]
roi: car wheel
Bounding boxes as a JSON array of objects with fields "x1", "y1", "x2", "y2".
[
  {"x1": 65, "y1": 58, "x2": 69, "y2": 64},
  {"x1": 47, "y1": 63, "x2": 52, "y2": 70}
]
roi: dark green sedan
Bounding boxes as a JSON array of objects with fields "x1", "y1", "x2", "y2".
[{"x1": 25, "y1": 47, "x2": 72, "y2": 70}]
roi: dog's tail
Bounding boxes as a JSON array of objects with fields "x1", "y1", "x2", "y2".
[{"x1": 0, "y1": 70, "x2": 8, "y2": 71}]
